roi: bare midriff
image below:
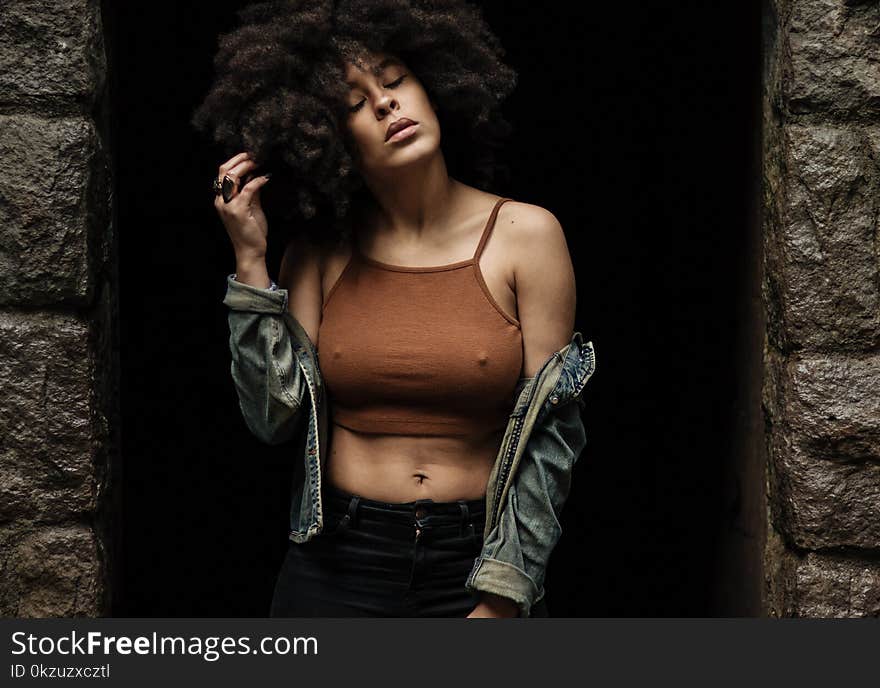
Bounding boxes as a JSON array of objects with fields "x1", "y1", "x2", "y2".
[{"x1": 325, "y1": 423, "x2": 503, "y2": 503}]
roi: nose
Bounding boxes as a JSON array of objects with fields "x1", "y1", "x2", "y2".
[{"x1": 375, "y1": 91, "x2": 398, "y2": 116}]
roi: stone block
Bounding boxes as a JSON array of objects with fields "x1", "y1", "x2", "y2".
[
  {"x1": 768, "y1": 124, "x2": 880, "y2": 351},
  {"x1": 786, "y1": 0, "x2": 880, "y2": 119},
  {"x1": 767, "y1": 353, "x2": 880, "y2": 550},
  {"x1": 785, "y1": 551, "x2": 880, "y2": 617},
  {"x1": 0, "y1": 310, "x2": 97, "y2": 522},
  {"x1": 0, "y1": 525, "x2": 104, "y2": 616},
  {"x1": 0, "y1": 114, "x2": 103, "y2": 306},
  {"x1": 0, "y1": 0, "x2": 105, "y2": 107}
]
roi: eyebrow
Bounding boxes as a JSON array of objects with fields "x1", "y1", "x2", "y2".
[{"x1": 346, "y1": 57, "x2": 403, "y2": 88}]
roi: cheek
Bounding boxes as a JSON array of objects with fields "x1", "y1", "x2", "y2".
[
  {"x1": 414, "y1": 96, "x2": 439, "y2": 127},
  {"x1": 427, "y1": 108, "x2": 441, "y2": 131},
  {"x1": 420, "y1": 111, "x2": 442, "y2": 143},
  {"x1": 361, "y1": 118, "x2": 386, "y2": 142}
]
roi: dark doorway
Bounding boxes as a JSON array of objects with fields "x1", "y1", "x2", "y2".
[{"x1": 106, "y1": 1, "x2": 762, "y2": 616}]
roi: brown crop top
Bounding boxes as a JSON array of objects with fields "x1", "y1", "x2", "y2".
[{"x1": 316, "y1": 196, "x2": 524, "y2": 438}]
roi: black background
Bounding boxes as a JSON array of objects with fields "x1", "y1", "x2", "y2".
[{"x1": 105, "y1": 1, "x2": 762, "y2": 616}]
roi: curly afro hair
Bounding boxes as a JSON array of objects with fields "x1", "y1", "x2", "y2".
[{"x1": 191, "y1": 0, "x2": 518, "y2": 248}]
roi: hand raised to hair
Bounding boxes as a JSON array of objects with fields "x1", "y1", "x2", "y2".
[{"x1": 213, "y1": 151, "x2": 272, "y2": 260}]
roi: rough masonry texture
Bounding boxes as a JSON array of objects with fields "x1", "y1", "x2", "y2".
[
  {"x1": 0, "y1": 0, "x2": 118, "y2": 616},
  {"x1": 763, "y1": 0, "x2": 880, "y2": 617}
]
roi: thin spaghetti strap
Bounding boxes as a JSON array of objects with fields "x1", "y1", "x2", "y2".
[{"x1": 473, "y1": 197, "x2": 510, "y2": 262}]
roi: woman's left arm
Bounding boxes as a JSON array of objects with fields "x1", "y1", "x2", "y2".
[
  {"x1": 509, "y1": 203, "x2": 578, "y2": 378},
  {"x1": 466, "y1": 203, "x2": 578, "y2": 618}
]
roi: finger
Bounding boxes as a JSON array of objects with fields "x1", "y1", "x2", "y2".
[
  {"x1": 238, "y1": 174, "x2": 271, "y2": 198},
  {"x1": 225, "y1": 158, "x2": 260, "y2": 188},
  {"x1": 218, "y1": 152, "x2": 250, "y2": 177},
  {"x1": 220, "y1": 175, "x2": 266, "y2": 209}
]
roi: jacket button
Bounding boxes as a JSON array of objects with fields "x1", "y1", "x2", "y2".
[{"x1": 550, "y1": 395, "x2": 559, "y2": 405}]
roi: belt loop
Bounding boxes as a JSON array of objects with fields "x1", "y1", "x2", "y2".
[
  {"x1": 338, "y1": 495, "x2": 360, "y2": 532},
  {"x1": 459, "y1": 501, "x2": 478, "y2": 544},
  {"x1": 458, "y1": 501, "x2": 470, "y2": 538}
]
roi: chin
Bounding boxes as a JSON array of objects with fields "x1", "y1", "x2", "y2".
[{"x1": 387, "y1": 134, "x2": 438, "y2": 162}]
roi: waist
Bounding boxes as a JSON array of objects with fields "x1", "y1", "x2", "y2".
[
  {"x1": 323, "y1": 483, "x2": 486, "y2": 541},
  {"x1": 327, "y1": 423, "x2": 500, "y2": 502}
]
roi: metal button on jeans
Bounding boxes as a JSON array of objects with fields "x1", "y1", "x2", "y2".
[
  {"x1": 550, "y1": 395, "x2": 559, "y2": 405},
  {"x1": 414, "y1": 507, "x2": 427, "y2": 519}
]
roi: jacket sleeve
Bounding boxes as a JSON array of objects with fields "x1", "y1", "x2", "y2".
[
  {"x1": 222, "y1": 274, "x2": 307, "y2": 445},
  {"x1": 467, "y1": 395, "x2": 589, "y2": 617}
]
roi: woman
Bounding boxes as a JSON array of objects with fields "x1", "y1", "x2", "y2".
[{"x1": 192, "y1": 0, "x2": 594, "y2": 618}]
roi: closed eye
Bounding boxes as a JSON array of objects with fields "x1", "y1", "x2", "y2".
[{"x1": 348, "y1": 75, "x2": 407, "y2": 113}]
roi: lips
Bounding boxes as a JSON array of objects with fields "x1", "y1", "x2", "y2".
[{"x1": 385, "y1": 117, "x2": 418, "y2": 142}]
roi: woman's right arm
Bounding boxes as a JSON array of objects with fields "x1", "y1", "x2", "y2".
[{"x1": 217, "y1": 152, "x2": 323, "y2": 445}]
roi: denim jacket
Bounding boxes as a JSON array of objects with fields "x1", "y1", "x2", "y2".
[{"x1": 222, "y1": 274, "x2": 597, "y2": 617}]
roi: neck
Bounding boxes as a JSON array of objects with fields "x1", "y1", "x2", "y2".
[{"x1": 360, "y1": 153, "x2": 461, "y2": 242}]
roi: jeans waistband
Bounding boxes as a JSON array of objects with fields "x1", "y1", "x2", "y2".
[{"x1": 323, "y1": 484, "x2": 485, "y2": 539}]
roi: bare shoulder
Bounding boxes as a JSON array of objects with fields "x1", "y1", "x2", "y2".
[
  {"x1": 280, "y1": 235, "x2": 351, "y2": 284},
  {"x1": 278, "y1": 235, "x2": 330, "y2": 348},
  {"x1": 279, "y1": 235, "x2": 323, "y2": 288},
  {"x1": 494, "y1": 199, "x2": 571, "y2": 272}
]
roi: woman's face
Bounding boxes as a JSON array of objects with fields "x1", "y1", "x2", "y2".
[{"x1": 342, "y1": 51, "x2": 441, "y2": 176}]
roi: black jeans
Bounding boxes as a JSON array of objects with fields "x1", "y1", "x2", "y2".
[{"x1": 269, "y1": 484, "x2": 526, "y2": 617}]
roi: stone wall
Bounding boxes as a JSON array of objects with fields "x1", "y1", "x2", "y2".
[
  {"x1": 0, "y1": 0, "x2": 118, "y2": 616},
  {"x1": 762, "y1": 0, "x2": 880, "y2": 617}
]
